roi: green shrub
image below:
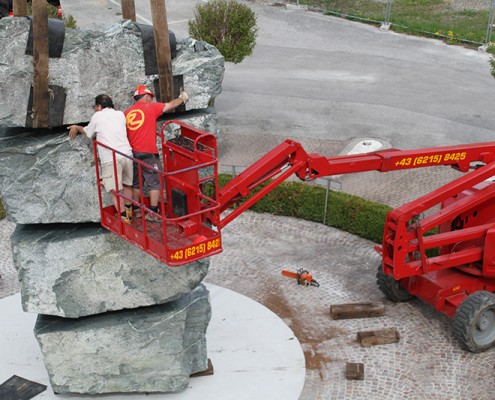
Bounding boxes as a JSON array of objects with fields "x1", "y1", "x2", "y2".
[
  {"x1": 62, "y1": 14, "x2": 77, "y2": 29},
  {"x1": 27, "y1": 4, "x2": 77, "y2": 28},
  {"x1": 189, "y1": 0, "x2": 257, "y2": 64},
  {"x1": 218, "y1": 174, "x2": 391, "y2": 243},
  {"x1": 490, "y1": 57, "x2": 495, "y2": 78}
]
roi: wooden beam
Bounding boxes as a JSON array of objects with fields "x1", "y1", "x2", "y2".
[
  {"x1": 150, "y1": 0, "x2": 173, "y2": 102},
  {"x1": 357, "y1": 328, "x2": 400, "y2": 347},
  {"x1": 32, "y1": 0, "x2": 50, "y2": 128},
  {"x1": 345, "y1": 362, "x2": 364, "y2": 380},
  {"x1": 190, "y1": 359, "x2": 214, "y2": 377},
  {"x1": 13, "y1": 0, "x2": 28, "y2": 17},
  {"x1": 330, "y1": 302, "x2": 385, "y2": 320},
  {"x1": 121, "y1": 0, "x2": 136, "y2": 21}
]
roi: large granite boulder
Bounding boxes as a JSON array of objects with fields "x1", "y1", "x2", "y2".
[
  {"x1": 0, "y1": 17, "x2": 225, "y2": 127},
  {"x1": 35, "y1": 284, "x2": 211, "y2": 394},
  {"x1": 0, "y1": 129, "x2": 100, "y2": 224},
  {"x1": 12, "y1": 223, "x2": 209, "y2": 318},
  {"x1": 0, "y1": 112, "x2": 218, "y2": 224}
]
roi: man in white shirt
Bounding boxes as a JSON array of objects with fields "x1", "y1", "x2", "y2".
[{"x1": 68, "y1": 94, "x2": 133, "y2": 223}]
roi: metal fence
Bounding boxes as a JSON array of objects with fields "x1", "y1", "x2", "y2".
[{"x1": 292, "y1": 0, "x2": 495, "y2": 47}]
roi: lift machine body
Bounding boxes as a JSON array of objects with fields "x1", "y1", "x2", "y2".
[{"x1": 94, "y1": 120, "x2": 495, "y2": 352}]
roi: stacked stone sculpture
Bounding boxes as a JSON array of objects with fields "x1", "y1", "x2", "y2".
[{"x1": 0, "y1": 16, "x2": 224, "y2": 394}]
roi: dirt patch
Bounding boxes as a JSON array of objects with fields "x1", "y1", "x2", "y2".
[
  {"x1": 259, "y1": 285, "x2": 346, "y2": 379},
  {"x1": 449, "y1": 0, "x2": 489, "y2": 11}
]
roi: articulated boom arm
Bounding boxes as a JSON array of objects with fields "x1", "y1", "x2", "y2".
[
  {"x1": 96, "y1": 121, "x2": 495, "y2": 348},
  {"x1": 218, "y1": 140, "x2": 495, "y2": 228}
]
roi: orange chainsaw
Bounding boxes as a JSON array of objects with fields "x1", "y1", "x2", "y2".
[{"x1": 282, "y1": 268, "x2": 320, "y2": 287}]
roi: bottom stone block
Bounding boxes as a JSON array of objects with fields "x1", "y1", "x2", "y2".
[{"x1": 34, "y1": 284, "x2": 211, "y2": 395}]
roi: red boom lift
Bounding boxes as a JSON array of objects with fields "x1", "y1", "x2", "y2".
[{"x1": 94, "y1": 120, "x2": 495, "y2": 353}]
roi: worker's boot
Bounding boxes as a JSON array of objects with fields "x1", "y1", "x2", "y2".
[
  {"x1": 120, "y1": 211, "x2": 131, "y2": 224},
  {"x1": 125, "y1": 205, "x2": 133, "y2": 221}
]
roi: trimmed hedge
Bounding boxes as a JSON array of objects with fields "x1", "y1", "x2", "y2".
[{"x1": 218, "y1": 174, "x2": 391, "y2": 243}]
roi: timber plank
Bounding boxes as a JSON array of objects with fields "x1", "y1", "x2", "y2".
[
  {"x1": 190, "y1": 359, "x2": 214, "y2": 377},
  {"x1": 357, "y1": 328, "x2": 400, "y2": 347},
  {"x1": 345, "y1": 362, "x2": 364, "y2": 380},
  {"x1": 330, "y1": 302, "x2": 385, "y2": 320}
]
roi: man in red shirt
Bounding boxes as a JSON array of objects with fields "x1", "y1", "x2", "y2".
[{"x1": 125, "y1": 85, "x2": 188, "y2": 221}]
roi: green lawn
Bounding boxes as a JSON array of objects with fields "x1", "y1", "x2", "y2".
[{"x1": 300, "y1": 0, "x2": 491, "y2": 45}]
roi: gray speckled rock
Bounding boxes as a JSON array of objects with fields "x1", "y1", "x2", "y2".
[
  {"x1": 0, "y1": 111, "x2": 218, "y2": 224},
  {"x1": 0, "y1": 129, "x2": 100, "y2": 223},
  {"x1": 0, "y1": 17, "x2": 224, "y2": 128},
  {"x1": 34, "y1": 284, "x2": 211, "y2": 394},
  {"x1": 12, "y1": 223, "x2": 209, "y2": 318}
]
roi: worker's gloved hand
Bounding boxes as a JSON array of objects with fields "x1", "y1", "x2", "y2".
[{"x1": 179, "y1": 91, "x2": 189, "y2": 104}]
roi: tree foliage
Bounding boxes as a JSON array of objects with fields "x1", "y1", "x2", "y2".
[
  {"x1": 26, "y1": 3, "x2": 78, "y2": 28},
  {"x1": 188, "y1": 0, "x2": 257, "y2": 64}
]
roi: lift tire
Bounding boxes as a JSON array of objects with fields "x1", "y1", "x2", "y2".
[
  {"x1": 453, "y1": 291, "x2": 495, "y2": 353},
  {"x1": 376, "y1": 264, "x2": 414, "y2": 302}
]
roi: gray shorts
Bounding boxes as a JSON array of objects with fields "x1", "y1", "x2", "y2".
[{"x1": 132, "y1": 152, "x2": 163, "y2": 190}]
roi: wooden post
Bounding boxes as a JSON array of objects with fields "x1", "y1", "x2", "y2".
[
  {"x1": 13, "y1": 0, "x2": 28, "y2": 17},
  {"x1": 150, "y1": 0, "x2": 173, "y2": 102},
  {"x1": 121, "y1": 0, "x2": 136, "y2": 21},
  {"x1": 32, "y1": 0, "x2": 50, "y2": 128}
]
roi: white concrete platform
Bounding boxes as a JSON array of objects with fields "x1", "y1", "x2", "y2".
[{"x1": 0, "y1": 283, "x2": 306, "y2": 399}]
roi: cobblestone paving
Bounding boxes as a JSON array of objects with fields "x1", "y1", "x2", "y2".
[
  {"x1": 215, "y1": 133, "x2": 495, "y2": 399},
  {"x1": 207, "y1": 212, "x2": 495, "y2": 400},
  {"x1": 218, "y1": 132, "x2": 346, "y2": 170}
]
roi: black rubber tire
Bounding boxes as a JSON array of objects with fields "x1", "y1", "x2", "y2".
[
  {"x1": 453, "y1": 291, "x2": 495, "y2": 353},
  {"x1": 376, "y1": 264, "x2": 414, "y2": 302}
]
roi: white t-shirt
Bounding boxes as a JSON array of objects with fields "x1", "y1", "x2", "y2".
[{"x1": 84, "y1": 107, "x2": 133, "y2": 164}]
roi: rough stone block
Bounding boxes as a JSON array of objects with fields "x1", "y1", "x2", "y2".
[
  {"x1": 34, "y1": 284, "x2": 211, "y2": 394},
  {"x1": 0, "y1": 130, "x2": 101, "y2": 223},
  {"x1": 12, "y1": 223, "x2": 209, "y2": 318},
  {"x1": 0, "y1": 113, "x2": 218, "y2": 224},
  {"x1": 0, "y1": 17, "x2": 224, "y2": 128}
]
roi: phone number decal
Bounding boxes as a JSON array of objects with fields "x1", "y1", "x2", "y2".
[
  {"x1": 394, "y1": 152, "x2": 467, "y2": 167},
  {"x1": 169, "y1": 238, "x2": 221, "y2": 261}
]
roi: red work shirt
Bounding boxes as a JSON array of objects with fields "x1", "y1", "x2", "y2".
[{"x1": 124, "y1": 101, "x2": 165, "y2": 153}]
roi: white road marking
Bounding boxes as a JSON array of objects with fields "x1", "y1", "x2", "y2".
[{"x1": 106, "y1": 0, "x2": 202, "y2": 25}]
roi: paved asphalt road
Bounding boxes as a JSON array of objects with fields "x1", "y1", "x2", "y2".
[
  {"x1": 218, "y1": 3, "x2": 495, "y2": 149},
  {"x1": 61, "y1": 0, "x2": 495, "y2": 151}
]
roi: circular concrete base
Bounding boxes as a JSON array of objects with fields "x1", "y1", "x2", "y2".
[{"x1": 0, "y1": 283, "x2": 306, "y2": 399}]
